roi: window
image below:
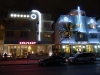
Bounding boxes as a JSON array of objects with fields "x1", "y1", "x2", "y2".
[
  {"x1": 7, "y1": 20, "x2": 15, "y2": 26},
  {"x1": 77, "y1": 33, "x2": 84, "y2": 38},
  {"x1": 44, "y1": 33, "x2": 51, "y2": 38},
  {"x1": 90, "y1": 33, "x2": 97, "y2": 38},
  {"x1": 6, "y1": 31, "x2": 14, "y2": 37},
  {"x1": 79, "y1": 33, "x2": 83, "y2": 38},
  {"x1": 20, "y1": 21, "x2": 29, "y2": 26},
  {"x1": 44, "y1": 22, "x2": 51, "y2": 27},
  {"x1": 20, "y1": 31, "x2": 28, "y2": 37},
  {"x1": 98, "y1": 27, "x2": 100, "y2": 32},
  {"x1": 89, "y1": 24, "x2": 96, "y2": 29}
]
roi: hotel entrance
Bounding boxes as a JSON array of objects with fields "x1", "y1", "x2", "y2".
[
  {"x1": 86, "y1": 45, "x2": 94, "y2": 53},
  {"x1": 75, "y1": 45, "x2": 83, "y2": 53},
  {"x1": 21, "y1": 45, "x2": 28, "y2": 58}
]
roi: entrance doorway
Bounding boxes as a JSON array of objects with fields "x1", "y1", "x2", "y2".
[
  {"x1": 86, "y1": 45, "x2": 94, "y2": 53},
  {"x1": 21, "y1": 45, "x2": 28, "y2": 58},
  {"x1": 10, "y1": 46, "x2": 16, "y2": 57},
  {"x1": 75, "y1": 45, "x2": 83, "y2": 53}
]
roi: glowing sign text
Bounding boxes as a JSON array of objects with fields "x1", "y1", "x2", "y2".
[{"x1": 19, "y1": 42, "x2": 36, "y2": 44}]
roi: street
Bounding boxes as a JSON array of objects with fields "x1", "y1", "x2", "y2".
[{"x1": 0, "y1": 61, "x2": 100, "y2": 75}]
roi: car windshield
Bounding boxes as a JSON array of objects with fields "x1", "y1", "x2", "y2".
[{"x1": 73, "y1": 54, "x2": 80, "y2": 57}]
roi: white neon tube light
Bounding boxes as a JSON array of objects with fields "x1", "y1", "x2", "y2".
[
  {"x1": 31, "y1": 10, "x2": 41, "y2": 41},
  {"x1": 78, "y1": 6, "x2": 82, "y2": 32}
]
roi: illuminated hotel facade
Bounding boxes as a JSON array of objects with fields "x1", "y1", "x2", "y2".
[
  {"x1": 54, "y1": 6, "x2": 100, "y2": 57},
  {"x1": 4, "y1": 10, "x2": 53, "y2": 58}
]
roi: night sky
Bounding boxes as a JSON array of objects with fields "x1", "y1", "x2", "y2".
[{"x1": 0, "y1": 0, "x2": 100, "y2": 20}]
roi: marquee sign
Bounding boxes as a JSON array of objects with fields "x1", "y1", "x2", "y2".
[{"x1": 19, "y1": 42, "x2": 36, "y2": 44}]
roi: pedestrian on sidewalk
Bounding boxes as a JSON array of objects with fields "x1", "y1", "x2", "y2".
[{"x1": 4, "y1": 53, "x2": 7, "y2": 60}]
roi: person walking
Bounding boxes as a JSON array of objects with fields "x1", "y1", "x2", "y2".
[{"x1": 4, "y1": 53, "x2": 7, "y2": 60}]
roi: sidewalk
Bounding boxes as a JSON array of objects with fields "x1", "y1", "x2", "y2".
[{"x1": 0, "y1": 59, "x2": 38, "y2": 65}]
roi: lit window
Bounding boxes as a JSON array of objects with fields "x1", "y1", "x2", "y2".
[
  {"x1": 76, "y1": 24, "x2": 79, "y2": 28},
  {"x1": 89, "y1": 24, "x2": 96, "y2": 29},
  {"x1": 44, "y1": 33, "x2": 51, "y2": 38},
  {"x1": 79, "y1": 34, "x2": 83, "y2": 38}
]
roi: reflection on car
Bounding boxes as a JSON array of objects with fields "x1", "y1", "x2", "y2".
[
  {"x1": 68, "y1": 52, "x2": 96, "y2": 64},
  {"x1": 38, "y1": 55, "x2": 67, "y2": 66}
]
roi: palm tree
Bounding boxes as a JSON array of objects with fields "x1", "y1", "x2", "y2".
[{"x1": 59, "y1": 22, "x2": 77, "y2": 56}]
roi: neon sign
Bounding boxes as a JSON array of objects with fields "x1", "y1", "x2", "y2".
[
  {"x1": 31, "y1": 10, "x2": 41, "y2": 41},
  {"x1": 19, "y1": 42, "x2": 36, "y2": 44},
  {"x1": 31, "y1": 14, "x2": 37, "y2": 19}
]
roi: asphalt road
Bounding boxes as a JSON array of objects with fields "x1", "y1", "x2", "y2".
[{"x1": 0, "y1": 61, "x2": 100, "y2": 75}]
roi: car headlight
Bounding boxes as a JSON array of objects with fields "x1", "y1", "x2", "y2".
[{"x1": 66, "y1": 59, "x2": 68, "y2": 62}]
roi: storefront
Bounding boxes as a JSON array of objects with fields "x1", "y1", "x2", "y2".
[
  {"x1": 62, "y1": 44, "x2": 100, "y2": 57},
  {"x1": 3, "y1": 44, "x2": 53, "y2": 58}
]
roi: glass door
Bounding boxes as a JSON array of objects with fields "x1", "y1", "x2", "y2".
[
  {"x1": 75, "y1": 45, "x2": 83, "y2": 53},
  {"x1": 21, "y1": 45, "x2": 28, "y2": 58}
]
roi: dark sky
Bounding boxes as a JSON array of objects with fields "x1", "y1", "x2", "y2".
[{"x1": 0, "y1": 0, "x2": 100, "y2": 20}]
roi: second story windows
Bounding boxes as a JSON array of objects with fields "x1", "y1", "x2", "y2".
[
  {"x1": 89, "y1": 24, "x2": 96, "y2": 29},
  {"x1": 44, "y1": 22, "x2": 51, "y2": 27},
  {"x1": 6, "y1": 31, "x2": 14, "y2": 37},
  {"x1": 20, "y1": 31, "x2": 28, "y2": 37},
  {"x1": 90, "y1": 33, "x2": 97, "y2": 38},
  {"x1": 44, "y1": 32, "x2": 51, "y2": 38},
  {"x1": 7, "y1": 20, "x2": 29, "y2": 26}
]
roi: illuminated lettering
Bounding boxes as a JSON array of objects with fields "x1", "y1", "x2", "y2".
[{"x1": 19, "y1": 42, "x2": 36, "y2": 44}]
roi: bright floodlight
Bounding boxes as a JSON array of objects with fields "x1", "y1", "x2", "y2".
[
  {"x1": 17, "y1": 14, "x2": 20, "y2": 17},
  {"x1": 27, "y1": 15, "x2": 29, "y2": 18},
  {"x1": 21, "y1": 15, "x2": 23, "y2": 17},
  {"x1": 64, "y1": 17, "x2": 68, "y2": 21},
  {"x1": 10, "y1": 14, "x2": 14, "y2": 17},
  {"x1": 13, "y1": 14, "x2": 16, "y2": 17},
  {"x1": 24, "y1": 15, "x2": 26, "y2": 17},
  {"x1": 90, "y1": 19, "x2": 94, "y2": 23}
]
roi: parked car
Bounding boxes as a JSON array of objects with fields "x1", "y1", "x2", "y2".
[
  {"x1": 38, "y1": 55, "x2": 67, "y2": 66},
  {"x1": 68, "y1": 53, "x2": 96, "y2": 64}
]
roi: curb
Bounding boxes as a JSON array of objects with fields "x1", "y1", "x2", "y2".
[{"x1": 0, "y1": 63, "x2": 38, "y2": 66}]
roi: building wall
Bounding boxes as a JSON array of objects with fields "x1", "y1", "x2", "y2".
[
  {"x1": 54, "y1": 8, "x2": 100, "y2": 57},
  {"x1": 4, "y1": 10, "x2": 53, "y2": 58}
]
